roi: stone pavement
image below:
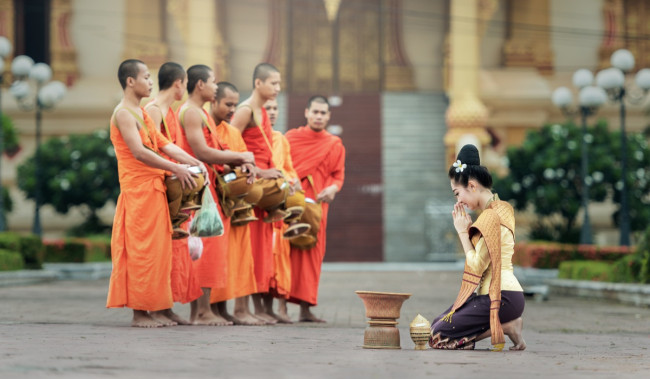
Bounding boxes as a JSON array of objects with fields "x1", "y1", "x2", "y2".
[{"x1": 0, "y1": 265, "x2": 649, "y2": 378}]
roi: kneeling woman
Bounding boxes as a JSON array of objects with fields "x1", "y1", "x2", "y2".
[{"x1": 430, "y1": 144, "x2": 526, "y2": 351}]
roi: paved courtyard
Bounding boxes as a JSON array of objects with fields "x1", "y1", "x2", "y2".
[{"x1": 1, "y1": 266, "x2": 649, "y2": 378}]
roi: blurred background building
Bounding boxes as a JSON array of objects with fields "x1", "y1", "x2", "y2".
[{"x1": 0, "y1": 0, "x2": 648, "y2": 261}]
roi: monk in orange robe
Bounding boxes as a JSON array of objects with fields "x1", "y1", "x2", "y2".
[
  {"x1": 144, "y1": 62, "x2": 203, "y2": 326},
  {"x1": 107, "y1": 59, "x2": 206, "y2": 328},
  {"x1": 231, "y1": 63, "x2": 284, "y2": 324},
  {"x1": 264, "y1": 98, "x2": 299, "y2": 323},
  {"x1": 176, "y1": 64, "x2": 255, "y2": 326},
  {"x1": 286, "y1": 95, "x2": 345, "y2": 323},
  {"x1": 208, "y1": 82, "x2": 265, "y2": 326}
]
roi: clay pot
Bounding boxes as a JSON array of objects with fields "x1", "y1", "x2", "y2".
[
  {"x1": 356, "y1": 291, "x2": 411, "y2": 349},
  {"x1": 363, "y1": 321, "x2": 400, "y2": 349},
  {"x1": 355, "y1": 291, "x2": 411, "y2": 320}
]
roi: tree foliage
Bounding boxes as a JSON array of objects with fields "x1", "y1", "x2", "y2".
[
  {"x1": 17, "y1": 129, "x2": 118, "y2": 233},
  {"x1": 493, "y1": 120, "x2": 650, "y2": 243}
]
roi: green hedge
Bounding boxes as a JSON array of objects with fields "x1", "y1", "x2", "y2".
[
  {"x1": 0, "y1": 249, "x2": 24, "y2": 271},
  {"x1": 558, "y1": 261, "x2": 614, "y2": 281},
  {"x1": 43, "y1": 240, "x2": 86, "y2": 263},
  {"x1": 0, "y1": 232, "x2": 43, "y2": 269},
  {"x1": 43, "y1": 236, "x2": 111, "y2": 263},
  {"x1": 514, "y1": 242, "x2": 633, "y2": 269}
]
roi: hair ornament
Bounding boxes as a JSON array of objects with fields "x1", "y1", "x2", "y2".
[{"x1": 453, "y1": 160, "x2": 467, "y2": 173}]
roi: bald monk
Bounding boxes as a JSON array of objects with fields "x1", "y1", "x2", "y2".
[
  {"x1": 264, "y1": 98, "x2": 299, "y2": 323},
  {"x1": 107, "y1": 59, "x2": 205, "y2": 328},
  {"x1": 144, "y1": 62, "x2": 203, "y2": 326},
  {"x1": 231, "y1": 63, "x2": 284, "y2": 324},
  {"x1": 177, "y1": 64, "x2": 255, "y2": 326},
  {"x1": 208, "y1": 82, "x2": 265, "y2": 326},
  {"x1": 286, "y1": 96, "x2": 345, "y2": 323}
]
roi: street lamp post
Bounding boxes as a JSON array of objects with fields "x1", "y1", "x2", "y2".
[
  {"x1": 595, "y1": 49, "x2": 650, "y2": 246},
  {"x1": 552, "y1": 70, "x2": 607, "y2": 245},
  {"x1": 10, "y1": 56, "x2": 66, "y2": 237},
  {"x1": 0, "y1": 36, "x2": 12, "y2": 232}
]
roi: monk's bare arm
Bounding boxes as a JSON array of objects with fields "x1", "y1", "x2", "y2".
[
  {"x1": 160, "y1": 143, "x2": 202, "y2": 167},
  {"x1": 183, "y1": 108, "x2": 254, "y2": 166},
  {"x1": 230, "y1": 107, "x2": 252, "y2": 133},
  {"x1": 114, "y1": 109, "x2": 196, "y2": 188},
  {"x1": 144, "y1": 104, "x2": 163, "y2": 133}
]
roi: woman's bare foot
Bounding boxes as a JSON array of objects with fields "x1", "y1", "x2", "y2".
[
  {"x1": 132, "y1": 310, "x2": 164, "y2": 328},
  {"x1": 502, "y1": 317, "x2": 526, "y2": 351},
  {"x1": 150, "y1": 310, "x2": 178, "y2": 326}
]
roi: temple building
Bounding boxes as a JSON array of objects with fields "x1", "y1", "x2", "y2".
[{"x1": 0, "y1": 0, "x2": 647, "y2": 261}]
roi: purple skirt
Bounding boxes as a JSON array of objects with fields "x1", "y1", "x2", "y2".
[{"x1": 430, "y1": 290, "x2": 525, "y2": 339}]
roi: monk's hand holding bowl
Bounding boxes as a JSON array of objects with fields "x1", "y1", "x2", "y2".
[
  {"x1": 317, "y1": 185, "x2": 338, "y2": 203},
  {"x1": 258, "y1": 168, "x2": 284, "y2": 180},
  {"x1": 242, "y1": 163, "x2": 258, "y2": 184},
  {"x1": 173, "y1": 163, "x2": 197, "y2": 190},
  {"x1": 239, "y1": 151, "x2": 255, "y2": 165},
  {"x1": 199, "y1": 163, "x2": 209, "y2": 187},
  {"x1": 452, "y1": 202, "x2": 472, "y2": 235}
]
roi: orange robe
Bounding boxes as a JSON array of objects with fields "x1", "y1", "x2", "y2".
[
  {"x1": 160, "y1": 107, "x2": 203, "y2": 304},
  {"x1": 270, "y1": 131, "x2": 298, "y2": 298},
  {"x1": 177, "y1": 105, "x2": 230, "y2": 289},
  {"x1": 210, "y1": 120, "x2": 258, "y2": 303},
  {"x1": 107, "y1": 108, "x2": 173, "y2": 311},
  {"x1": 286, "y1": 126, "x2": 345, "y2": 305},
  {"x1": 240, "y1": 107, "x2": 275, "y2": 293}
]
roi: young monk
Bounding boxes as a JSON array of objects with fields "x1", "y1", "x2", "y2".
[
  {"x1": 230, "y1": 63, "x2": 284, "y2": 324},
  {"x1": 264, "y1": 98, "x2": 298, "y2": 323},
  {"x1": 177, "y1": 64, "x2": 255, "y2": 326},
  {"x1": 107, "y1": 59, "x2": 205, "y2": 328},
  {"x1": 144, "y1": 62, "x2": 203, "y2": 326},
  {"x1": 209, "y1": 82, "x2": 265, "y2": 326},
  {"x1": 286, "y1": 96, "x2": 345, "y2": 323}
]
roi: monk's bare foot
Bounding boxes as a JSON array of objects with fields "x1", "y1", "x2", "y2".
[
  {"x1": 503, "y1": 317, "x2": 526, "y2": 351},
  {"x1": 132, "y1": 310, "x2": 164, "y2": 328},
  {"x1": 150, "y1": 310, "x2": 178, "y2": 327},
  {"x1": 165, "y1": 309, "x2": 191, "y2": 325},
  {"x1": 191, "y1": 311, "x2": 233, "y2": 326},
  {"x1": 275, "y1": 312, "x2": 293, "y2": 324},
  {"x1": 254, "y1": 311, "x2": 278, "y2": 324},
  {"x1": 232, "y1": 312, "x2": 267, "y2": 326},
  {"x1": 299, "y1": 314, "x2": 326, "y2": 323},
  {"x1": 299, "y1": 306, "x2": 326, "y2": 323}
]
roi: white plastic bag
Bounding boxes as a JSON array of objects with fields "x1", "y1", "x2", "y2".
[
  {"x1": 188, "y1": 235, "x2": 203, "y2": 261},
  {"x1": 190, "y1": 189, "x2": 224, "y2": 237}
]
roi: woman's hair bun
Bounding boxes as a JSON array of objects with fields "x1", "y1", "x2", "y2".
[{"x1": 456, "y1": 144, "x2": 480, "y2": 166}]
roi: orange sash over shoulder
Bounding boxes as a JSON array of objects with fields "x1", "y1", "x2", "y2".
[
  {"x1": 107, "y1": 108, "x2": 174, "y2": 311},
  {"x1": 210, "y1": 120, "x2": 258, "y2": 302},
  {"x1": 177, "y1": 105, "x2": 230, "y2": 289}
]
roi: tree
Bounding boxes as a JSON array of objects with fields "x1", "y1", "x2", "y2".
[
  {"x1": 17, "y1": 129, "x2": 119, "y2": 235},
  {"x1": 493, "y1": 120, "x2": 649, "y2": 243},
  {"x1": 1, "y1": 114, "x2": 19, "y2": 226}
]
